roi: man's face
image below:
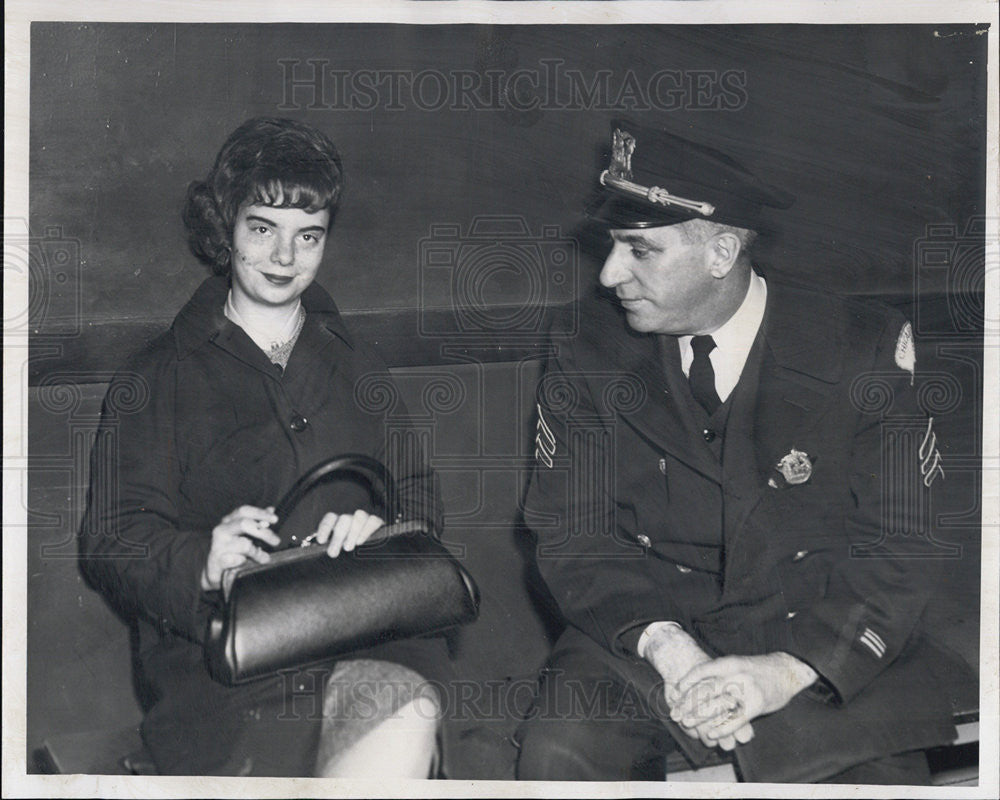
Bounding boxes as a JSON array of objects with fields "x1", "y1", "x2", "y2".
[{"x1": 599, "y1": 222, "x2": 720, "y2": 335}]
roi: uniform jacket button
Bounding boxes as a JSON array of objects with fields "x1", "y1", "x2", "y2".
[
  {"x1": 675, "y1": 564, "x2": 692, "y2": 574},
  {"x1": 658, "y1": 458, "x2": 667, "y2": 474},
  {"x1": 786, "y1": 611, "x2": 797, "y2": 619},
  {"x1": 793, "y1": 549, "x2": 809, "y2": 562},
  {"x1": 702, "y1": 428, "x2": 717, "y2": 443},
  {"x1": 289, "y1": 413, "x2": 309, "y2": 432},
  {"x1": 637, "y1": 534, "x2": 652, "y2": 549}
]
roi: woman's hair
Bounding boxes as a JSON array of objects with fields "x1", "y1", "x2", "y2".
[{"x1": 183, "y1": 117, "x2": 344, "y2": 274}]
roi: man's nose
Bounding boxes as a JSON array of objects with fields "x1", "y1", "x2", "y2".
[
  {"x1": 271, "y1": 236, "x2": 295, "y2": 266},
  {"x1": 599, "y1": 244, "x2": 629, "y2": 288}
]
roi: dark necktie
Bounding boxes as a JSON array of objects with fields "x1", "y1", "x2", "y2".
[{"x1": 689, "y1": 335, "x2": 721, "y2": 416}]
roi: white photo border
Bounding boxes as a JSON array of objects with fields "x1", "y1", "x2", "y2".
[{"x1": 4, "y1": 2, "x2": 997, "y2": 798}]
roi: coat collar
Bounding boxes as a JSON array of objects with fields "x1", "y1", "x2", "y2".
[
  {"x1": 757, "y1": 281, "x2": 843, "y2": 385},
  {"x1": 172, "y1": 274, "x2": 355, "y2": 360}
]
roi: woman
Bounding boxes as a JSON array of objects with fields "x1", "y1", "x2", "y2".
[{"x1": 79, "y1": 117, "x2": 448, "y2": 777}]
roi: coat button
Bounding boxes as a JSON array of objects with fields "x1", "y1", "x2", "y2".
[
  {"x1": 675, "y1": 564, "x2": 692, "y2": 574},
  {"x1": 702, "y1": 428, "x2": 717, "y2": 443},
  {"x1": 793, "y1": 549, "x2": 809, "y2": 562},
  {"x1": 786, "y1": 611, "x2": 797, "y2": 619},
  {"x1": 658, "y1": 458, "x2": 667, "y2": 474},
  {"x1": 289, "y1": 413, "x2": 309, "y2": 432},
  {"x1": 637, "y1": 534, "x2": 652, "y2": 549}
]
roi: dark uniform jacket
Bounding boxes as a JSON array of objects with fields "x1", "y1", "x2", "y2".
[
  {"x1": 525, "y1": 280, "x2": 959, "y2": 782},
  {"x1": 79, "y1": 275, "x2": 443, "y2": 775}
]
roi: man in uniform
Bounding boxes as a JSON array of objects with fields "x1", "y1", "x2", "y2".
[{"x1": 516, "y1": 119, "x2": 959, "y2": 783}]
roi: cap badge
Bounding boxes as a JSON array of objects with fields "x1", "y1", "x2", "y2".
[
  {"x1": 601, "y1": 128, "x2": 716, "y2": 217},
  {"x1": 769, "y1": 448, "x2": 814, "y2": 488},
  {"x1": 610, "y1": 128, "x2": 636, "y2": 180}
]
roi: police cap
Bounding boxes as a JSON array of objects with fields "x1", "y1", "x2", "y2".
[{"x1": 587, "y1": 118, "x2": 794, "y2": 230}]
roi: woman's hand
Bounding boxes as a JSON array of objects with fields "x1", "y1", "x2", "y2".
[
  {"x1": 201, "y1": 505, "x2": 280, "y2": 591},
  {"x1": 311, "y1": 509, "x2": 385, "y2": 557}
]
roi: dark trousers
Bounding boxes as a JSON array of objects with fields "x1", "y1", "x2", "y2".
[
  {"x1": 514, "y1": 626, "x2": 677, "y2": 781},
  {"x1": 515, "y1": 627, "x2": 931, "y2": 784}
]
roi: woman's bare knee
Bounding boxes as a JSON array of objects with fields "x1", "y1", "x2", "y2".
[{"x1": 314, "y1": 660, "x2": 441, "y2": 778}]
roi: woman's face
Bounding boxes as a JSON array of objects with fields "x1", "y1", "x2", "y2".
[{"x1": 229, "y1": 203, "x2": 331, "y2": 313}]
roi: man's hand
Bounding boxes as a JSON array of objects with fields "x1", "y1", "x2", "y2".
[
  {"x1": 641, "y1": 623, "x2": 754, "y2": 751},
  {"x1": 668, "y1": 652, "x2": 818, "y2": 745}
]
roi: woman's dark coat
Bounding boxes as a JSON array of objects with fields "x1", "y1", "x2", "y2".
[{"x1": 79, "y1": 275, "x2": 444, "y2": 775}]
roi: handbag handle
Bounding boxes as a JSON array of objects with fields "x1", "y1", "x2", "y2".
[{"x1": 271, "y1": 453, "x2": 401, "y2": 549}]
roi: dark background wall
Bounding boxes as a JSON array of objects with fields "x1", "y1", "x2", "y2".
[
  {"x1": 29, "y1": 23, "x2": 988, "y2": 353},
  {"x1": 26, "y1": 22, "x2": 987, "y2": 776}
]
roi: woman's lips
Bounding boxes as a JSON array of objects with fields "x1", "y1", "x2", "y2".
[{"x1": 262, "y1": 273, "x2": 294, "y2": 285}]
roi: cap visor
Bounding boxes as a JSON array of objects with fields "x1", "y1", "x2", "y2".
[{"x1": 585, "y1": 190, "x2": 694, "y2": 229}]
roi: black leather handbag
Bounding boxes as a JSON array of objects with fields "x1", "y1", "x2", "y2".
[{"x1": 204, "y1": 454, "x2": 480, "y2": 686}]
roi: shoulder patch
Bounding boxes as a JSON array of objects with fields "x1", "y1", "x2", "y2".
[{"x1": 894, "y1": 321, "x2": 915, "y2": 385}]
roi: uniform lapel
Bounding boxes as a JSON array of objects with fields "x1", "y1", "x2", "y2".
[
  {"x1": 616, "y1": 329, "x2": 722, "y2": 483},
  {"x1": 724, "y1": 283, "x2": 844, "y2": 544},
  {"x1": 721, "y1": 331, "x2": 767, "y2": 545}
]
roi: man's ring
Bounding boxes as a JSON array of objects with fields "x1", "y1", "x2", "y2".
[{"x1": 724, "y1": 697, "x2": 743, "y2": 721}]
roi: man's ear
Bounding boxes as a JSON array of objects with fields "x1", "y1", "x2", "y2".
[{"x1": 707, "y1": 232, "x2": 742, "y2": 279}]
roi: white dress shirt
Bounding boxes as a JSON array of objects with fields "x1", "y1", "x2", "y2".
[{"x1": 677, "y1": 271, "x2": 768, "y2": 404}]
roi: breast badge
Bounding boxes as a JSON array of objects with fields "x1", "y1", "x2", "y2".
[{"x1": 769, "y1": 448, "x2": 814, "y2": 488}]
